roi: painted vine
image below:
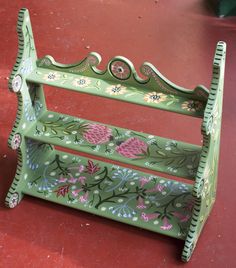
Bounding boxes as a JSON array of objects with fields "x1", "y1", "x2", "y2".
[{"x1": 26, "y1": 149, "x2": 194, "y2": 237}]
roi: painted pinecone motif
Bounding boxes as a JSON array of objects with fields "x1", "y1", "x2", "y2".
[
  {"x1": 116, "y1": 137, "x2": 148, "y2": 158},
  {"x1": 83, "y1": 124, "x2": 112, "y2": 144}
]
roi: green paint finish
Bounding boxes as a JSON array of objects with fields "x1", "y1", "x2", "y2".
[
  {"x1": 6, "y1": 8, "x2": 226, "y2": 262},
  {"x1": 21, "y1": 142, "x2": 194, "y2": 240},
  {"x1": 27, "y1": 66, "x2": 207, "y2": 117},
  {"x1": 26, "y1": 110, "x2": 201, "y2": 179}
]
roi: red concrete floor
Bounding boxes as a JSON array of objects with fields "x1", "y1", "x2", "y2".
[{"x1": 0, "y1": 0, "x2": 236, "y2": 267}]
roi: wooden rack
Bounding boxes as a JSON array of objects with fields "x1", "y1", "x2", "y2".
[{"x1": 6, "y1": 8, "x2": 226, "y2": 262}]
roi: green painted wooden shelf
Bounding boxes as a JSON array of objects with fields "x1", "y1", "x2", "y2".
[
  {"x1": 27, "y1": 65, "x2": 208, "y2": 117},
  {"x1": 6, "y1": 8, "x2": 226, "y2": 262},
  {"x1": 26, "y1": 110, "x2": 201, "y2": 179},
  {"x1": 21, "y1": 147, "x2": 194, "y2": 240}
]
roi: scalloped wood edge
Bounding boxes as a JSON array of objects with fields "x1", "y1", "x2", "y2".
[{"x1": 37, "y1": 52, "x2": 209, "y2": 101}]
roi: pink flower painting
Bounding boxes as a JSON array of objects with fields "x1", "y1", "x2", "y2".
[{"x1": 116, "y1": 137, "x2": 148, "y2": 159}]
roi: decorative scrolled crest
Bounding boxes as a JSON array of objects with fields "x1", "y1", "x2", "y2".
[
  {"x1": 37, "y1": 52, "x2": 102, "y2": 74},
  {"x1": 36, "y1": 53, "x2": 209, "y2": 102},
  {"x1": 87, "y1": 52, "x2": 101, "y2": 66},
  {"x1": 141, "y1": 62, "x2": 209, "y2": 100},
  {"x1": 108, "y1": 58, "x2": 131, "y2": 80},
  {"x1": 107, "y1": 56, "x2": 148, "y2": 84}
]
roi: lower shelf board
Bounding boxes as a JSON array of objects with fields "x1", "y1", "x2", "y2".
[{"x1": 22, "y1": 142, "x2": 194, "y2": 240}]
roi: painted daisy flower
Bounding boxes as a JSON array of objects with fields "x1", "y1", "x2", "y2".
[
  {"x1": 143, "y1": 92, "x2": 167, "y2": 103},
  {"x1": 181, "y1": 100, "x2": 202, "y2": 112},
  {"x1": 72, "y1": 77, "x2": 91, "y2": 88},
  {"x1": 43, "y1": 72, "x2": 61, "y2": 82},
  {"x1": 106, "y1": 84, "x2": 127, "y2": 95}
]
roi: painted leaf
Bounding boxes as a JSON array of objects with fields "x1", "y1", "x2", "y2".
[
  {"x1": 85, "y1": 160, "x2": 101, "y2": 174},
  {"x1": 54, "y1": 184, "x2": 70, "y2": 197},
  {"x1": 166, "y1": 101, "x2": 174, "y2": 106}
]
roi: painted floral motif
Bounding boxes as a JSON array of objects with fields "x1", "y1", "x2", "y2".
[
  {"x1": 165, "y1": 140, "x2": 177, "y2": 151},
  {"x1": 24, "y1": 85, "x2": 43, "y2": 122},
  {"x1": 172, "y1": 212, "x2": 191, "y2": 223},
  {"x1": 72, "y1": 77, "x2": 91, "y2": 88},
  {"x1": 24, "y1": 99, "x2": 43, "y2": 121},
  {"x1": 12, "y1": 75, "x2": 22, "y2": 92},
  {"x1": 26, "y1": 139, "x2": 52, "y2": 170},
  {"x1": 106, "y1": 84, "x2": 127, "y2": 95},
  {"x1": 11, "y1": 133, "x2": 21, "y2": 150},
  {"x1": 54, "y1": 184, "x2": 70, "y2": 197},
  {"x1": 146, "y1": 183, "x2": 164, "y2": 193},
  {"x1": 85, "y1": 160, "x2": 101, "y2": 174},
  {"x1": 110, "y1": 60, "x2": 131, "y2": 80},
  {"x1": 34, "y1": 113, "x2": 201, "y2": 178},
  {"x1": 136, "y1": 196, "x2": 147, "y2": 209},
  {"x1": 181, "y1": 100, "x2": 202, "y2": 112},
  {"x1": 79, "y1": 191, "x2": 89, "y2": 203},
  {"x1": 206, "y1": 103, "x2": 220, "y2": 140},
  {"x1": 43, "y1": 72, "x2": 61, "y2": 82},
  {"x1": 26, "y1": 149, "x2": 193, "y2": 237},
  {"x1": 116, "y1": 137, "x2": 148, "y2": 158},
  {"x1": 109, "y1": 200, "x2": 136, "y2": 218},
  {"x1": 139, "y1": 177, "x2": 150, "y2": 187},
  {"x1": 8, "y1": 193, "x2": 19, "y2": 208},
  {"x1": 143, "y1": 92, "x2": 167, "y2": 104},
  {"x1": 201, "y1": 165, "x2": 212, "y2": 199},
  {"x1": 20, "y1": 57, "x2": 33, "y2": 75},
  {"x1": 106, "y1": 168, "x2": 138, "y2": 192},
  {"x1": 83, "y1": 124, "x2": 112, "y2": 144},
  {"x1": 160, "y1": 217, "x2": 173, "y2": 230},
  {"x1": 71, "y1": 189, "x2": 83, "y2": 197},
  {"x1": 141, "y1": 212, "x2": 160, "y2": 222}
]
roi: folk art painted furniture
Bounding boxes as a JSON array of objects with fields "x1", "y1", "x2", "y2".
[{"x1": 6, "y1": 8, "x2": 226, "y2": 262}]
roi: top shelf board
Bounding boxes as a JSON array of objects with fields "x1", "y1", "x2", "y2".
[{"x1": 24, "y1": 55, "x2": 209, "y2": 118}]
